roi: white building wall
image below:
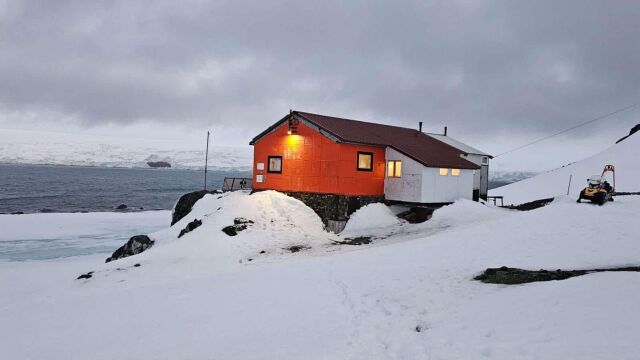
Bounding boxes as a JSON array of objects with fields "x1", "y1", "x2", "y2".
[
  {"x1": 421, "y1": 167, "x2": 474, "y2": 203},
  {"x1": 385, "y1": 147, "x2": 475, "y2": 203},
  {"x1": 462, "y1": 153, "x2": 489, "y2": 196},
  {"x1": 384, "y1": 147, "x2": 423, "y2": 202}
]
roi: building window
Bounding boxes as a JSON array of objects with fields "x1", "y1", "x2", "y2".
[
  {"x1": 387, "y1": 160, "x2": 402, "y2": 177},
  {"x1": 357, "y1": 152, "x2": 373, "y2": 171},
  {"x1": 439, "y1": 168, "x2": 449, "y2": 176},
  {"x1": 267, "y1": 156, "x2": 282, "y2": 173},
  {"x1": 482, "y1": 157, "x2": 489, "y2": 165},
  {"x1": 451, "y1": 169, "x2": 460, "y2": 176}
]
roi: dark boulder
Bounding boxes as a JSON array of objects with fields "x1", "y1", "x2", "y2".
[
  {"x1": 172, "y1": 190, "x2": 210, "y2": 225},
  {"x1": 116, "y1": 204, "x2": 128, "y2": 210},
  {"x1": 178, "y1": 218, "x2": 203, "y2": 238},
  {"x1": 222, "y1": 218, "x2": 254, "y2": 236},
  {"x1": 106, "y1": 235, "x2": 154, "y2": 263}
]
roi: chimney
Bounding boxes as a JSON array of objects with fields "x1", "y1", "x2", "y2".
[
  {"x1": 418, "y1": 122, "x2": 423, "y2": 132},
  {"x1": 444, "y1": 126, "x2": 448, "y2": 136}
]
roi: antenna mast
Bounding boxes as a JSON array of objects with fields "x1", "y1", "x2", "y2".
[{"x1": 204, "y1": 131, "x2": 210, "y2": 191}]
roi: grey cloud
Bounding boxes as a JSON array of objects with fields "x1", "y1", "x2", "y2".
[{"x1": 1, "y1": 0, "x2": 639, "y2": 141}]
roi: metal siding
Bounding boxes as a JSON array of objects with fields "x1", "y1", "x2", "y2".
[{"x1": 384, "y1": 147, "x2": 422, "y2": 202}]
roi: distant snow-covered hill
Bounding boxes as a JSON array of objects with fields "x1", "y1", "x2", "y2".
[
  {"x1": 0, "y1": 129, "x2": 252, "y2": 170},
  {"x1": 488, "y1": 171, "x2": 538, "y2": 189},
  {"x1": 491, "y1": 131, "x2": 640, "y2": 205}
]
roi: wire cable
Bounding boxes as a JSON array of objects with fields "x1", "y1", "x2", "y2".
[{"x1": 494, "y1": 100, "x2": 640, "y2": 158}]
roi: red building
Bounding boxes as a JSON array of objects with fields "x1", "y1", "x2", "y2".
[{"x1": 250, "y1": 111, "x2": 488, "y2": 232}]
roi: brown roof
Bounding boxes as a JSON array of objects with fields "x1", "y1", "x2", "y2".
[{"x1": 251, "y1": 111, "x2": 480, "y2": 170}]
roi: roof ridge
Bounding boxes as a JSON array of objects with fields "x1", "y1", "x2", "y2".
[{"x1": 294, "y1": 110, "x2": 424, "y2": 133}]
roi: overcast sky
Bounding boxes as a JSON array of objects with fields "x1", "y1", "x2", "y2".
[{"x1": 1, "y1": 0, "x2": 639, "y2": 171}]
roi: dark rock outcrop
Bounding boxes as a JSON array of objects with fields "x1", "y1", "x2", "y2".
[
  {"x1": 397, "y1": 206, "x2": 435, "y2": 223},
  {"x1": 333, "y1": 236, "x2": 372, "y2": 245},
  {"x1": 475, "y1": 265, "x2": 640, "y2": 285},
  {"x1": 116, "y1": 204, "x2": 128, "y2": 210},
  {"x1": 222, "y1": 218, "x2": 254, "y2": 236},
  {"x1": 616, "y1": 123, "x2": 640, "y2": 144},
  {"x1": 285, "y1": 245, "x2": 311, "y2": 253},
  {"x1": 76, "y1": 271, "x2": 94, "y2": 280},
  {"x1": 178, "y1": 218, "x2": 203, "y2": 238},
  {"x1": 172, "y1": 190, "x2": 210, "y2": 225},
  {"x1": 106, "y1": 235, "x2": 154, "y2": 263},
  {"x1": 504, "y1": 197, "x2": 555, "y2": 211}
]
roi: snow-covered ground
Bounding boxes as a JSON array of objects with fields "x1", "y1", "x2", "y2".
[
  {"x1": 1, "y1": 190, "x2": 639, "y2": 359},
  {"x1": 0, "y1": 128, "x2": 252, "y2": 170},
  {"x1": 491, "y1": 133, "x2": 640, "y2": 205}
]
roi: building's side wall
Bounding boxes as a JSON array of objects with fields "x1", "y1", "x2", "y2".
[
  {"x1": 421, "y1": 167, "x2": 474, "y2": 203},
  {"x1": 252, "y1": 121, "x2": 385, "y2": 196},
  {"x1": 383, "y1": 147, "x2": 423, "y2": 202},
  {"x1": 462, "y1": 153, "x2": 489, "y2": 198}
]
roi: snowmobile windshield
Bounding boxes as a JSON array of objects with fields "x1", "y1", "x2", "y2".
[{"x1": 588, "y1": 176, "x2": 602, "y2": 187}]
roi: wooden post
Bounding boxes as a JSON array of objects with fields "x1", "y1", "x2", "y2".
[
  {"x1": 204, "y1": 131, "x2": 210, "y2": 191},
  {"x1": 567, "y1": 174, "x2": 572, "y2": 195}
]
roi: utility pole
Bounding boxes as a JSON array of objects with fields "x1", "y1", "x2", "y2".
[{"x1": 204, "y1": 131, "x2": 210, "y2": 191}]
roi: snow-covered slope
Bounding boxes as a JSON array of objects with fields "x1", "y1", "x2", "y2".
[
  {"x1": 491, "y1": 133, "x2": 640, "y2": 205},
  {"x1": 0, "y1": 129, "x2": 252, "y2": 170},
  {"x1": 2, "y1": 191, "x2": 640, "y2": 359}
]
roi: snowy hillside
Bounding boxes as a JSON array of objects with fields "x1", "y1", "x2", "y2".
[
  {"x1": 491, "y1": 132, "x2": 640, "y2": 205},
  {"x1": 2, "y1": 191, "x2": 640, "y2": 359},
  {"x1": 0, "y1": 129, "x2": 252, "y2": 170}
]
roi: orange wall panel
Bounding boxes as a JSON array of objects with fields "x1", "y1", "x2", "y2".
[{"x1": 253, "y1": 121, "x2": 385, "y2": 196}]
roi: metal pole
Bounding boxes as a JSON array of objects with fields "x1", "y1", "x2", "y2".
[
  {"x1": 567, "y1": 174, "x2": 572, "y2": 195},
  {"x1": 204, "y1": 131, "x2": 210, "y2": 191}
]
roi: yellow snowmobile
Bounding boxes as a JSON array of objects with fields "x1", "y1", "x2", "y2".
[{"x1": 577, "y1": 165, "x2": 615, "y2": 206}]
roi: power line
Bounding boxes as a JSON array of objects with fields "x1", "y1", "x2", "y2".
[{"x1": 494, "y1": 100, "x2": 640, "y2": 158}]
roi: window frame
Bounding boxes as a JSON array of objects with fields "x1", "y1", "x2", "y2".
[
  {"x1": 451, "y1": 168, "x2": 461, "y2": 176},
  {"x1": 267, "y1": 155, "x2": 283, "y2": 174},
  {"x1": 387, "y1": 160, "x2": 402, "y2": 178},
  {"x1": 481, "y1": 156, "x2": 489, "y2": 165},
  {"x1": 439, "y1": 168, "x2": 449, "y2": 176},
  {"x1": 356, "y1": 151, "x2": 374, "y2": 172}
]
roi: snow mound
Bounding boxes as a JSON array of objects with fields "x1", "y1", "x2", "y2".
[
  {"x1": 98, "y1": 190, "x2": 333, "y2": 278},
  {"x1": 342, "y1": 203, "x2": 401, "y2": 234},
  {"x1": 426, "y1": 199, "x2": 507, "y2": 229},
  {"x1": 491, "y1": 133, "x2": 640, "y2": 205}
]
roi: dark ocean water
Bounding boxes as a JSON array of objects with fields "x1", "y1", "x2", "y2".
[{"x1": 0, "y1": 164, "x2": 251, "y2": 214}]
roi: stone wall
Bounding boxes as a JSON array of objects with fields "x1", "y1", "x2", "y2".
[{"x1": 282, "y1": 191, "x2": 384, "y2": 227}]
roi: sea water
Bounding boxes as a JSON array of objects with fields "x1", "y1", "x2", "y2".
[
  {"x1": 0, "y1": 164, "x2": 250, "y2": 213},
  {"x1": 0, "y1": 164, "x2": 250, "y2": 261}
]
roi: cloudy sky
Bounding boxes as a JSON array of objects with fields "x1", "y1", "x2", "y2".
[{"x1": 1, "y1": 0, "x2": 639, "y2": 170}]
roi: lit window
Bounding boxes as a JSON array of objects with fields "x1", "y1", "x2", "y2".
[
  {"x1": 357, "y1": 152, "x2": 373, "y2": 171},
  {"x1": 387, "y1": 160, "x2": 402, "y2": 177},
  {"x1": 451, "y1": 169, "x2": 460, "y2": 176},
  {"x1": 439, "y1": 168, "x2": 449, "y2": 176},
  {"x1": 482, "y1": 157, "x2": 489, "y2": 165},
  {"x1": 268, "y1": 156, "x2": 282, "y2": 173}
]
